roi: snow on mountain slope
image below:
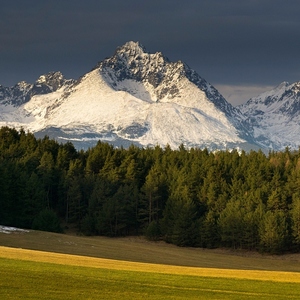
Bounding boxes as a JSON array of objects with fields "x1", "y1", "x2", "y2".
[
  {"x1": 35, "y1": 67, "x2": 244, "y2": 149},
  {"x1": 0, "y1": 75, "x2": 71, "y2": 130},
  {"x1": 239, "y1": 81, "x2": 300, "y2": 150},
  {"x1": 0, "y1": 41, "x2": 260, "y2": 150},
  {"x1": 0, "y1": 71, "x2": 74, "y2": 129}
]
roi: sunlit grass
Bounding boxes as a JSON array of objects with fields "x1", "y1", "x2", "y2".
[
  {"x1": 1, "y1": 229, "x2": 300, "y2": 299},
  {"x1": 1, "y1": 256, "x2": 300, "y2": 300},
  {"x1": 1, "y1": 246, "x2": 300, "y2": 300},
  {"x1": 1, "y1": 246, "x2": 300, "y2": 283}
]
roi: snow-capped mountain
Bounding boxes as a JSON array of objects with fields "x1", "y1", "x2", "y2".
[
  {"x1": 0, "y1": 41, "x2": 261, "y2": 150},
  {"x1": 239, "y1": 81, "x2": 300, "y2": 150}
]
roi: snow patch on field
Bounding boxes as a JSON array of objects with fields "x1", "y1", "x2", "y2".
[{"x1": 0, "y1": 225, "x2": 30, "y2": 234}]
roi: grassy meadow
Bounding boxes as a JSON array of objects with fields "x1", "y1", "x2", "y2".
[{"x1": 1, "y1": 229, "x2": 300, "y2": 299}]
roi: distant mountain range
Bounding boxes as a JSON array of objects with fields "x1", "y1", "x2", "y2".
[{"x1": 0, "y1": 41, "x2": 299, "y2": 151}]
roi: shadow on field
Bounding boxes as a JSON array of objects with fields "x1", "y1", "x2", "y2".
[{"x1": 0, "y1": 228, "x2": 300, "y2": 272}]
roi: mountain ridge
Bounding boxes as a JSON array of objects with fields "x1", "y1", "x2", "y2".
[
  {"x1": 1, "y1": 41, "x2": 297, "y2": 151},
  {"x1": 238, "y1": 81, "x2": 300, "y2": 150}
]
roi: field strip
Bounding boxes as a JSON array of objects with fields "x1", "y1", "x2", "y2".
[{"x1": 1, "y1": 245, "x2": 300, "y2": 283}]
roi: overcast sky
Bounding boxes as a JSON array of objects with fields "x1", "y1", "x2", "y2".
[{"x1": 1, "y1": 0, "x2": 300, "y2": 106}]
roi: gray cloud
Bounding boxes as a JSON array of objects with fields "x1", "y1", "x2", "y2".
[{"x1": 1, "y1": 0, "x2": 300, "y2": 105}]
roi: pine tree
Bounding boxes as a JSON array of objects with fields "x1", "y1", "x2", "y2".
[
  {"x1": 37, "y1": 151, "x2": 56, "y2": 209},
  {"x1": 200, "y1": 210, "x2": 220, "y2": 248},
  {"x1": 218, "y1": 199, "x2": 244, "y2": 249},
  {"x1": 291, "y1": 195, "x2": 300, "y2": 248},
  {"x1": 259, "y1": 210, "x2": 288, "y2": 254},
  {"x1": 66, "y1": 159, "x2": 84, "y2": 227}
]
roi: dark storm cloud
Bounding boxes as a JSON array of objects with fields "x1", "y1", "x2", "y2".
[{"x1": 1, "y1": 0, "x2": 300, "y2": 104}]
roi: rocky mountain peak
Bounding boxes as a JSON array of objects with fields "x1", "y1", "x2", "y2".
[
  {"x1": 97, "y1": 41, "x2": 241, "y2": 123},
  {"x1": 240, "y1": 81, "x2": 300, "y2": 117},
  {"x1": 288, "y1": 81, "x2": 300, "y2": 96},
  {"x1": 0, "y1": 71, "x2": 71, "y2": 107},
  {"x1": 116, "y1": 41, "x2": 147, "y2": 56},
  {"x1": 276, "y1": 81, "x2": 290, "y2": 89},
  {"x1": 35, "y1": 71, "x2": 66, "y2": 92},
  {"x1": 100, "y1": 41, "x2": 169, "y2": 84},
  {"x1": 15, "y1": 80, "x2": 32, "y2": 90}
]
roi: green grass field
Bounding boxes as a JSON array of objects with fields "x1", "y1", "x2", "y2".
[
  {"x1": 1, "y1": 255, "x2": 300, "y2": 300},
  {"x1": 1, "y1": 228, "x2": 300, "y2": 299}
]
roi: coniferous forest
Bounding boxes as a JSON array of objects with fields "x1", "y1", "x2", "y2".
[{"x1": 1, "y1": 126, "x2": 300, "y2": 254}]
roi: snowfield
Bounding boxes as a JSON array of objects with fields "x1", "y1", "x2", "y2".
[{"x1": 0, "y1": 225, "x2": 30, "y2": 234}]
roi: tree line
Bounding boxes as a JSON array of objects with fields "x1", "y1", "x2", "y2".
[{"x1": 1, "y1": 126, "x2": 300, "y2": 254}]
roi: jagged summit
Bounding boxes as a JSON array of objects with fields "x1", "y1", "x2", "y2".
[
  {"x1": 32, "y1": 71, "x2": 68, "y2": 96},
  {"x1": 116, "y1": 41, "x2": 148, "y2": 55},
  {"x1": 99, "y1": 42, "x2": 233, "y2": 108},
  {"x1": 99, "y1": 41, "x2": 172, "y2": 88},
  {"x1": 36, "y1": 71, "x2": 65, "y2": 89},
  {"x1": 0, "y1": 71, "x2": 74, "y2": 107}
]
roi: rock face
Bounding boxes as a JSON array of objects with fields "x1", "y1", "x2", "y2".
[
  {"x1": 0, "y1": 41, "x2": 268, "y2": 150},
  {"x1": 0, "y1": 71, "x2": 73, "y2": 107},
  {"x1": 100, "y1": 42, "x2": 237, "y2": 115},
  {"x1": 238, "y1": 81, "x2": 300, "y2": 150}
]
